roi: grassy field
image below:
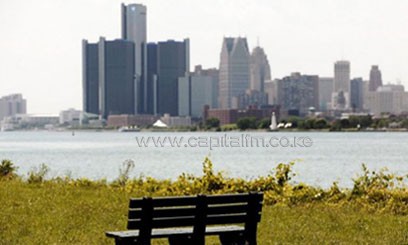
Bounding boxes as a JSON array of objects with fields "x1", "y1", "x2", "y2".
[
  {"x1": 1, "y1": 179, "x2": 408, "y2": 245},
  {"x1": 2, "y1": 158, "x2": 408, "y2": 244}
]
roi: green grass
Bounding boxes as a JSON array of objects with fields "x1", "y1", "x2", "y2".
[{"x1": 1, "y1": 180, "x2": 408, "y2": 245}]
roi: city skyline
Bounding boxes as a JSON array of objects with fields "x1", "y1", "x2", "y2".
[{"x1": 1, "y1": 0, "x2": 408, "y2": 114}]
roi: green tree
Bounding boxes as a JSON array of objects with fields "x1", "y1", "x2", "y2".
[
  {"x1": 257, "y1": 118, "x2": 271, "y2": 129},
  {"x1": 286, "y1": 116, "x2": 303, "y2": 128},
  {"x1": 340, "y1": 119, "x2": 350, "y2": 128},
  {"x1": 376, "y1": 118, "x2": 389, "y2": 128},
  {"x1": 205, "y1": 117, "x2": 220, "y2": 129},
  {"x1": 314, "y1": 118, "x2": 328, "y2": 129},
  {"x1": 348, "y1": 116, "x2": 360, "y2": 128},
  {"x1": 359, "y1": 115, "x2": 373, "y2": 128},
  {"x1": 330, "y1": 119, "x2": 342, "y2": 131},
  {"x1": 236, "y1": 117, "x2": 257, "y2": 130}
]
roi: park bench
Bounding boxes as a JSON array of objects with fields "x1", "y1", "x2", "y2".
[{"x1": 106, "y1": 192, "x2": 263, "y2": 245}]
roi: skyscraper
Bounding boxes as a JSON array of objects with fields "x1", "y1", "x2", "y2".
[
  {"x1": 264, "y1": 80, "x2": 277, "y2": 105},
  {"x1": 178, "y1": 66, "x2": 218, "y2": 118},
  {"x1": 146, "y1": 43, "x2": 158, "y2": 115},
  {"x1": 82, "y1": 40, "x2": 99, "y2": 115},
  {"x1": 121, "y1": 3, "x2": 147, "y2": 113},
  {"x1": 332, "y1": 60, "x2": 350, "y2": 110},
  {"x1": 83, "y1": 37, "x2": 135, "y2": 119},
  {"x1": 156, "y1": 39, "x2": 190, "y2": 116},
  {"x1": 98, "y1": 37, "x2": 135, "y2": 119},
  {"x1": 250, "y1": 46, "x2": 271, "y2": 93},
  {"x1": 350, "y1": 77, "x2": 364, "y2": 111},
  {"x1": 318, "y1": 77, "x2": 333, "y2": 111},
  {"x1": 276, "y1": 72, "x2": 319, "y2": 116},
  {"x1": 369, "y1": 65, "x2": 382, "y2": 92},
  {"x1": 219, "y1": 37, "x2": 250, "y2": 109}
]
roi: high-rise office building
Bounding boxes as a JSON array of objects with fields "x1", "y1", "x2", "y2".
[
  {"x1": 250, "y1": 46, "x2": 271, "y2": 93},
  {"x1": 194, "y1": 65, "x2": 219, "y2": 108},
  {"x1": 318, "y1": 77, "x2": 333, "y2": 111},
  {"x1": 146, "y1": 43, "x2": 158, "y2": 115},
  {"x1": 332, "y1": 60, "x2": 350, "y2": 110},
  {"x1": 82, "y1": 40, "x2": 99, "y2": 115},
  {"x1": 121, "y1": 3, "x2": 147, "y2": 113},
  {"x1": 369, "y1": 65, "x2": 382, "y2": 92},
  {"x1": 264, "y1": 80, "x2": 277, "y2": 105},
  {"x1": 178, "y1": 69, "x2": 216, "y2": 118},
  {"x1": 366, "y1": 85, "x2": 408, "y2": 116},
  {"x1": 276, "y1": 72, "x2": 319, "y2": 116},
  {"x1": 350, "y1": 77, "x2": 364, "y2": 111},
  {"x1": 0, "y1": 94, "x2": 27, "y2": 121},
  {"x1": 219, "y1": 37, "x2": 250, "y2": 109},
  {"x1": 98, "y1": 37, "x2": 135, "y2": 119},
  {"x1": 156, "y1": 39, "x2": 190, "y2": 116},
  {"x1": 82, "y1": 37, "x2": 135, "y2": 119}
]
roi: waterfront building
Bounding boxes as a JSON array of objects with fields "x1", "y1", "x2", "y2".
[
  {"x1": 368, "y1": 65, "x2": 382, "y2": 92},
  {"x1": 350, "y1": 78, "x2": 364, "y2": 112},
  {"x1": 178, "y1": 66, "x2": 217, "y2": 118},
  {"x1": 264, "y1": 80, "x2": 277, "y2": 105},
  {"x1": 59, "y1": 108, "x2": 81, "y2": 125},
  {"x1": 0, "y1": 94, "x2": 27, "y2": 121},
  {"x1": 276, "y1": 72, "x2": 319, "y2": 116},
  {"x1": 250, "y1": 46, "x2": 271, "y2": 93},
  {"x1": 318, "y1": 77, "x2": 333, "y2": 111},
  {"x1": 365, "y1": 84, "x2": 408, "y2": 115},
  {"x1": 107, "y1": 114, "x2": 159, "y2": 128},
  {"x1": 98, "y1": 37, "x2": 135, "y2": 119},
  {"x1": 121, "y1": 3, "x2": 147, "y2": 113},
  {"x1": 204, "y1": 106, "x2": 280, "y2": 125},
  {"x1": 219, "y1": 37, "x2": 250, "y2": 109},
  {"x1": 332, "y1": 60, "x2": 350, "y2": 110},
  {"x1": 156, "y1": 39, "x2": 190, "y2": 116}
]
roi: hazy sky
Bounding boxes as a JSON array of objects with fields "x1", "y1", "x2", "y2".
[{"x1": 1, "y1": 0, "x2": 407, "y2": 114}]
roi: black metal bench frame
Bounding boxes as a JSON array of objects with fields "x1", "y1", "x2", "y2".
[{"x1": 106, "y1": 192, "x2": 263, "y2": 245}]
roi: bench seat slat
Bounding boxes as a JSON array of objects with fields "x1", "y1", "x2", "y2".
[
  {"x1": 129, "y1": 203, "x2": 257, "y2": 219},
  {"x1": 128, "y1": 212, "x2": 260, "y2": 229},
  {"x1": 107, "y1": 225, "x2": 245, "y2": 239}
]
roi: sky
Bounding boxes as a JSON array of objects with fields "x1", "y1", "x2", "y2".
[{"x1": 0, "y1": 0, "x2": 407, "y2": 114}]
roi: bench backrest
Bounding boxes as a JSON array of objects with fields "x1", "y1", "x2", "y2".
[{"x1": 127, "y1": 192, "x2": 263, "y2": 239}]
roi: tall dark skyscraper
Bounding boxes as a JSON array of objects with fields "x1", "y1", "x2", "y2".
[
  {"x1": 369, "y1": 65, "x2": 382, "y2": 92},
  {"x1": 350, "y1": 77, "x2": 364, "y2": 111},
  {"x1": 146, "y1": 43, "x2": 158, "y2": 115},
  {"x1": 156, "y1": 39, "x2": 190, "y2": 116},
  {"x1": 83, "y1": 4, "x2": 192, "y2": 118},
  {"x1": 82, "y1": 40, "x2": 99, "y2": 115},
  {"x1": 121, "y1": 3, "x2": 147, "y2": 113},
  {"x1": 98, "y1": 37, "x2": 135, "y2": 119},
  {"x1": 82, "y1": 37, "x2": 135, "y2": 119}
]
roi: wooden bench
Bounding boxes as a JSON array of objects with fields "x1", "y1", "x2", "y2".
[{"x1": 106, "y1": 192, "x2": 263, "y2": 245}]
